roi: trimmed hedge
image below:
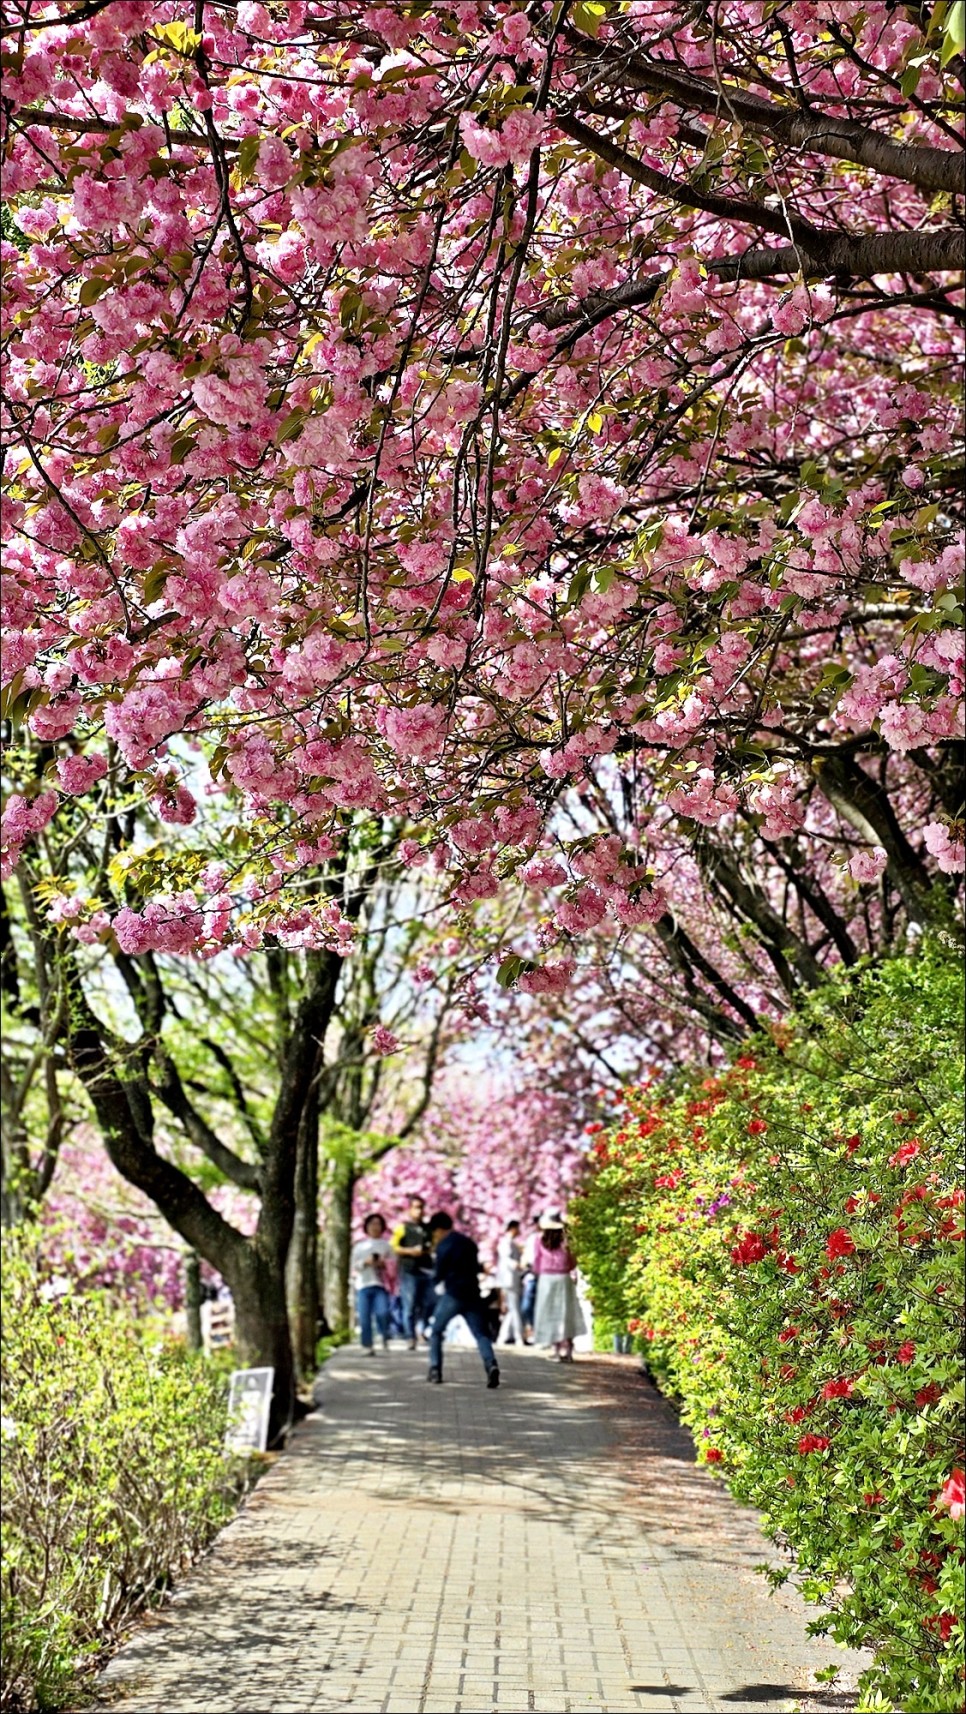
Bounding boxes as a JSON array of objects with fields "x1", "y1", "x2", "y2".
[
  {"x1": 571, "y1": 942, "x2": 965, "y2": 1713},
  {"x1": 1, "y1": 1230, "x2": 243, "y2": 1713}
]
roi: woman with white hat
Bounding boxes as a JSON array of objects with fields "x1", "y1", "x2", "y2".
[{"x1": 531, "y1": 1211, "x2": 586, "y2": 1361}]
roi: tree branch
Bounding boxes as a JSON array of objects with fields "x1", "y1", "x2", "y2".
[
  {"x1": 569, "y1": 36, "x2": 966, "y2": 195},
  {"x1": 711, "y1": 229, "x2": 965, "y2": 281}
]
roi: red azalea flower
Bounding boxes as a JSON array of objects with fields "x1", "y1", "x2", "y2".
[
  {"x1": 747, "y1": 1118, "x2": 768, "y2": 1136},
  {"x1": 889, "y1": 1139, "x2": 923, "y2": 1168},
  {"x1": 915, "y1": 1383, "x2": 942, "y2": 1409},
  {"x1": 705, "y1": 1448, "x2": 723, "y2": 1464},
  {"x1": 778, "y1": 1327, "x2": 799, "y2": 1344},
  {"x1": 845, "y1": 1134, "x2": 861, "y2": 1154},
  {"x1": 863, "y1": 1491, "x2": 884, "y2": 1506},
  {"x1": 935, "y1": 1469, "x2": 966, "y2": 1521},
  {"x1": 797, "y1": 1434, "x2": 830, "y2": 1454},
  {"x1": 825, "y1": 1228, "x2": 856, "y2": 1260},
  {"x1": 821, "y1": 1378, "x2": 854, "y2": 1400},
  {"x1": 895, "y1": 1340, "x2": 917, "y2": 1365},
  {"x1": 731, "y1": 1231, "x2": 768, "y2": 1266}
]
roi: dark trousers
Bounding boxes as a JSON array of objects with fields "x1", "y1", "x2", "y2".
[
  {"x1": 429, "y1": 1293, "x2": 496, "y2": 1376},
  {"x1": 399, "y1": 1271, "x2": 436, "y2": 1338}
]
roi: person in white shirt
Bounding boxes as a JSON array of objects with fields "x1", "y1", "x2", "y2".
[
  {"x1": 495, "y1": 1218, "x2": 525, "y2": 1347},
  {"x1": 350, "y1": 1213, "x2": 392, "y2": 1354}
]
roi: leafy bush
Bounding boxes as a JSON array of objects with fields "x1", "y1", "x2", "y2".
[
  {"x1": 1, "y1": 1230, "x2": 243, "y2": 1713},
  {"x1": 571, "y1": 942, "x2": 965, "y2": 1712}
]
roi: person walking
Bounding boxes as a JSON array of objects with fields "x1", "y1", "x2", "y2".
[
  {"x1": 496, "y1": 1218, "x2": 525, "y2": 1347},
  {"x1": 426, "y1": 1212, "x2": 500, "y2": 1389},
  {"x1": 391, "y1": 1194, "x2": 436, "y2": 1349},
  {"x1": 350, "y1": 1213, "x2": 392, "y2": 1355},
  {"x1": 532, "y1": 1211, "x2": 586, "y2": 1362}
]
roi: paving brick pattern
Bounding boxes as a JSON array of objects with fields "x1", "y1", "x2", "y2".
[{"x1": 96, "y1": 1348, "x2": 869, "y2": 1714}]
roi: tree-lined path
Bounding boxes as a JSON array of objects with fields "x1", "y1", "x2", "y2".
[{"x1": 97, "y1": 1352, "x2": 868, "y2": 1714}]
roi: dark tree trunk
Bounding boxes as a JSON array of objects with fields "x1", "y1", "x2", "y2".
[
  {"x1": 184, "y1": 1251, "x2": 203, "y2": 1352},
  {"x1": 225, "y1": 1243, "x2": 297, "y2": 1446},
  {"x1": 54, "y1": 931, "x2": 343, "y2": 1447},
  {"x1": 285, "y1": 1085, "x2": 320, "y2": 1385},
  {"x1": 321, "y1": 1156, "x2": 356, "y2": 1337}
]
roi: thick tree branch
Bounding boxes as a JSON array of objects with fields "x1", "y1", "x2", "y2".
[
  {"x1": 569, "y1": 36, "x2": 966, "y2": 195},
  {"x1": 711, "y1": 229, "x2": 965, "y2": 281},
  {"x1": 697, "y1": 839, "x2": 826, "y2": 994},
  {"x1": 151, "y1": 1052, "x2": 262, "y2": 1192},
  {"x1": 811, "y1": 750, "x2": 938, "y2": 920},
  {"x1": 555, "y1": 109, "x2": 820, "y2": 246},
  {"x1": 652, "y1": 915, "x2": 758, "y2": 1038}
]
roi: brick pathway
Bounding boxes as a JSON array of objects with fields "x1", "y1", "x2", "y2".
[{"x1": 97, "y1": 1347, "x2": 869, "y2": 1714}]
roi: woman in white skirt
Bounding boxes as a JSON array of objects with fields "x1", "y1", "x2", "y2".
[{"x1": 532, "y1": 1211, "x2": 586, "y2": 1361}]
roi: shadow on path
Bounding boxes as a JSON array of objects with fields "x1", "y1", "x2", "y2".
[{"x1": 94, "y1": 1347, "x2": 871, "y2": 1714}]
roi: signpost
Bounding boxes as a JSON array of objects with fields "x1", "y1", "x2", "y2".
[{"x1": 225, "y1": 1367, "x2": 274, "y2": 1455}]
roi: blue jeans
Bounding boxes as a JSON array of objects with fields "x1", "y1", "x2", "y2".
[
  {"x1": 429, "y1": 1293, "x2": 496, "y2": 1377},
  {"x1": 521, "y1": 1274, "x2": 537, "y2": 1324},
  {"x1": 399, "y1": 1271, "x2": 436, "y2": 1339},
  {"x1": 357, "y1": 1285, "x2": 390, "y2": 1349}
]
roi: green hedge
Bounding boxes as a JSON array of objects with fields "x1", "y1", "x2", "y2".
[
  {"x1": 571, "y1": 942, "x2": 965, "y2": 1713},
  {"x1": 1, "y1": 1230, "x2": 243, "y2": 1713}
]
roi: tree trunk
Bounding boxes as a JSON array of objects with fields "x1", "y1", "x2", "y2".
[
  {"x1": 184, "y1": 1250, "x2": 203, "y2": 1352},
  {"x1": 321, "y1": 1156, "x2": 356, "y2": 1338},
  {"x1": 225, "y1": 1242, "x2": 297, "y2": 1447},
  {"x1": 285, "y1": 1087, "x2": 320, "y2": 1386}
]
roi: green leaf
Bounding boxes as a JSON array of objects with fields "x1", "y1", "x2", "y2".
[
  {"x1": 573, "y1": 1, "x2": 607, "y2": 37},
  {"x1": 567, "y1": 566, "x2": 592, "y2": 606},
  {"x1": 941, "y1": 0, "x2": 965, "y2": 61},
  {"x1": 496, "y1": 955, "x2": 524, "y2": 990},
  {"x1": 235, "y1": 134, "x2": 262, "y2": 183},
  {"x1": 141, "y1": 565, "x2": 169, "y2": 606},
  {"x1": 78, "y1": 277, "x2": 110, "y2": 307},
  {"x1": 274, "y1": 407, "x2": 305, "y2": 445}
]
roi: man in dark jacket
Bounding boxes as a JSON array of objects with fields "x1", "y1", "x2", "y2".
[{"x1": 426, "y1": 1212, "x2": 500, "y2": 1388}]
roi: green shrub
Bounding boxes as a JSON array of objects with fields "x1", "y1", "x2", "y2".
[
  {"x1": 1, "y1": 1230, "x2": 243, "y2": 1713},
  {"x1": 571, "y1": 942, "x2": 965, "y2": 1713}
]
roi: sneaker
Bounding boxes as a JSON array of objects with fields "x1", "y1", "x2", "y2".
[
  {"x1": 407, "y1": 1338, "x2": 417, "y2": 1351},
  {"x1": 486, "y1": 1364, "x2": 501, "y2": 1390},
  {"x1": 427, "y1": 1367, "x2": 442, "y2": 1384}
]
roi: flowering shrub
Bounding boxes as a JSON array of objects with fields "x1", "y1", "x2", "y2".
[
  {"x1": 1, "y1": 1229, "x2": 243, "y2": 1713},
  {"x1": 571, "y1": 942, "x2": 964, "y2": 1712}
]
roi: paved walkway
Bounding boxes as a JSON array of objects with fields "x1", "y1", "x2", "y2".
[{"x1": 97, "y1": 1348, "x2": 868, "y2": 1714}]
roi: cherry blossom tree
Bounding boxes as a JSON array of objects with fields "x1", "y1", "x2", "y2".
[
  {"x1": 2, "y1": 1, "x2": 961, "y2": 944},
  {"x1": 1, "y1": 0, "x2": 964, "y2": 1421},
  {"x1": 356, "y1": 1073, "x2": 588, "y2": 1268}
]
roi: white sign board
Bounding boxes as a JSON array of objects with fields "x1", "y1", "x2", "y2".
[{"x1": 225, "y1": 1367, "x2": 274, "y2": 1454}]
